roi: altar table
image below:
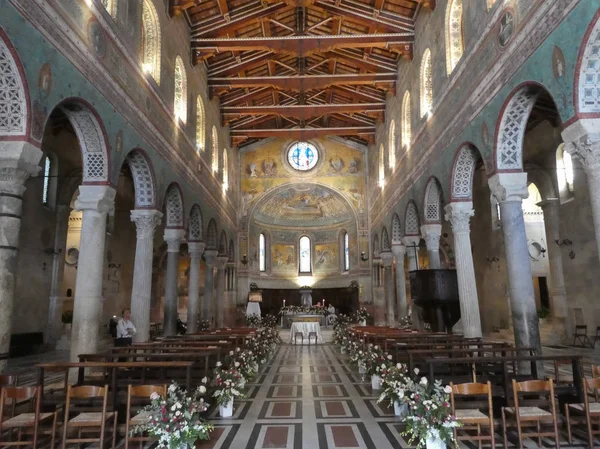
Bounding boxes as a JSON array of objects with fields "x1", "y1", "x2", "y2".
[{"x1": 288, "y1": 322, "x2": 323, "y2": 344}]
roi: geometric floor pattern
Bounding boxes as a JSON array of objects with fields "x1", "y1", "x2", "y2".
[{"x1": 198, "y1": 344, "x2": 592, "y2": 448}]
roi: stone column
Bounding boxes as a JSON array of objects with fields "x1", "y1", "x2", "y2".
[
  {"x1": 391, "y1": 244, "x2": 408, "y2": 318},
  {"x1": 538, "y1": 199, "x2": 568, "y2": 322},
  {"x1": 186, "y1": 241, "x2": 206, "y2": 333},
  {"x1": 203, "y1": 250, "x2": 219, "y2": 326},
  {"x1": 380, "y1": 251, "x2": 395, "y2": 326},
  {"x1": 0, "y1": 142, "x2": 43, "y2": 371},
  {"x1": 402, "y1": 236, "x2": 421, "y2": 329},
  {"x1": 489, "y1": 173, "x2": 541, "y2": 355},
  {"x1": 421, "y1": 224, "x2": 442, "y2": 269},
  {"x1": 47, "y1": 205, "x2": 71, "y2": 345},
  {"x1": 130, "y1": 210, "x2": 162, "y2": 342},
  {"x1": 445, "y1": 202, "x2": 483, "y2": 338},
  {"x1": 214, "y1": 256, "x2": 229, "y2": 328},
  {"x1": 163, "y1": 229, "x2": 185, "y2": 336},
  {"x1": 70, "y1": 185, "x2": 116, "y2": 362},
  {"x1": 563, "y1": 123, "x2": 600, "y2": 264}
]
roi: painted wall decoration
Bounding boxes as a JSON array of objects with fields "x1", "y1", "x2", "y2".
[
  {"x1": 272, "y1": 244, "x2": 296, "y2": 272},
  {"x1": 498, "y1": 10, "x2": 515, "y2": 49},
  {"x1": 552, "y1": 46, "x2": 566, "y2": 80},
  {"x1": 315, "y1": 243, "x2": 338, "y2": 272}
]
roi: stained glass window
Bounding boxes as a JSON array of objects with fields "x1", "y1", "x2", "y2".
[
  {"x1": 343, "y1": 232, "x2": 350, "y2": 271},
  {"x1": 196, "y1": 96, "x2": 205, "y2": 153},
  {"x1": 212, "y1": 126, "x2": 219, "y2": 173},
  {"x1": 299, "y1": 236, "x2": 311, "y2": 273},
  {"x1": 288, "y1": 142, "x2": 318, "y2": 171},
  {"x1": 259, "y1": 233, "x2": 266, "y2": 272},
  {"x1": 42, "y1": 156, "x2": 51, "y2": 205}
]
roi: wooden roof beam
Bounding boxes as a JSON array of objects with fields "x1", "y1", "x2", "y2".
[
  {"x1": 324, "y1": 51, "x2": 397, "y2": 72},
  {"x1": 313, "y1": 1, "x2": 414, "y2": 33},
  {"x1": 416, "y1": 0, "x2": 436, "y2": 10},
  {"x1": 207, "y1": 52, "x2": 274, "y2": 77},
  {"x1": 169, "y1": 0, "x2": 200, "y2": 16},
  {"x1": 222, "y1": 103, "x2": 385, "y2": 119},
  {"x1": 208, "y1": 73, "x2": 396, "y2": 90},
  {"x1": 230, "y1": 127, "x2": 375, "y2": 138}
]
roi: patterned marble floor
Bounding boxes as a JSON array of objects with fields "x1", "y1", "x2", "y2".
[{"x1": 198, "y1": 344, "x2": 593, "y2": 449}]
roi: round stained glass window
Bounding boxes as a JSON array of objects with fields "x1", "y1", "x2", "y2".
[{"x1": 287, "y1": 142, "x2": 318, "y2": 171}]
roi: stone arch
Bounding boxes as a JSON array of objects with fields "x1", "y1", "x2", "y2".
[
  {"x1": 57, "y1": 99, "x2": 110, "y2": 184},
  {"x1": 391, "y1": 212, "x2": 402, "y2": 244},
  {"x1": 206, "y1": 218, "x2": 218, "y2": 250},
  {"x1": 218, "y1": 230, "x2": 227, "y2": 256},
  {"x1": 449, "y1": 143, "x2": 483, "y2": 201},
  {"x1": 372, "y1": 233, "x2": 380, "y2": 257},
  {"x1": 123, "y1": 149, "x2": 157, "y2": 209},
  {"x1": 524, "y1": 163, "x2": 558, "y2": 201},
  {"x1": 381, "y1": 226, "x2": 391, "y2": 251},
  {"x1": 0, "y1": 28, "x2": 30, "y2": 138},
  {"x1": 575, "y1": 9, "x2": 600, "y2": 115},
  {"x1": 228, "y1": 239, "x2": 235, "y2": 261},
  {"x1": 163, "y1": 183, "x2": 184, "y2": 228},
  {"x1": 423, "y1": 177, "x2": 443, "y2": 224},
  {"x1": 188, "y1": 204, "x2": 204, "y2": 242},
  {"x1": 404, "y1": 200, "x2": 420, "y2": 236}
]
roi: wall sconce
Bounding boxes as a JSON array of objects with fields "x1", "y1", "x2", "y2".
[
  {"x1": 569, "y1": 250, "x2": 576, "y2": 260},
  {"x1": 360, "y1": 252, "x2": 369, "y2": 262},
  {"x1": 485, "y1": 256, "x2": 499, "y2": 263},
  {"x1": 241, "y1": 254, "x2": 248, "y2": 266},
  {"x1": 555, "y1": 239, "x2": 573, "y2": 247}
]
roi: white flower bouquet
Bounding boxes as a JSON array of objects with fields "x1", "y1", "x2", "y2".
[{"x1": 212, "y1": 366, "x2": 246, "y2": 406}]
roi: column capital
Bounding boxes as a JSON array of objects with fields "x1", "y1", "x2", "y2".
[
  {"x1": 164, "y1": 228, "x2": 185, "y2": 252},
  {"x1": 0, "y1": 141, "x2": 43, "y2": 183},
  {"x1": 380, "y1": 250, "x2": 393, "y2": 267},
  {"x1": 402, "y1": 236, "x2": 420, "y2": 248},
  {"x1": 215, "y1": 255, "x2": 229, "y2": 269},
  {"x1": 204, "y1": 249, "x2": 219, "y2": 265},
  {"x1": 391, "y1": 243, "x2": 406, "y2": 258},
  {"x1": 131, "y1": 209, "x2": 162, "y2": 239},
  {"x1": 74, "y1": 185, "x2": 116, "y2": 214},
  {"x1": 420, "y1": 224, "x2": 442, "y2": 250},
  {"x1": 188, "y1": 241, "x2": 206, "y2": 257},
  {"x1": 488, "y1": 172, "x2": 528, "y2": 203},
  {"x1": 445, "y1": 202, "x2": 475, "y2": 234},
  {"x1": 562, "y1": 119, "x2": 600, "y2": 171}
]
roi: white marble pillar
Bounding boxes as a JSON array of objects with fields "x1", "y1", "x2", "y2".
[
  {"x1": 130, "y1": 210, "x2": 162, "y2": 342},
  {"x1": 70, "y1": 185, "x2": 116, "y2": 362},
  {"x1": 0, "y1": 142, "x2": 43, "y2": 371},
  {"x1": 380, "y1": 251, "x2": 395, "y2": 326},
  {"x1": 421, "y1": 224, "x2": 442, "y2": 269},
  {"x1": 489, "y1": 173, "x2": 541, "y2": 355},
  {"x1": 163, "y1": 229, "x2": 185, "y2": 336},
  {"x1": 563, "y1": 122, "x2": 600, "y2": 265},
  {"x1": 445, "y1": 202, "x2": 483, "y2": 338},
  {"x1": 391, "y1": 244, "x2": 408, "y2": 318},
  {"x1": 186, "y1": 241, "x2": 206, "y2": 333},
  {"x1": 47, "y1": 205, "x2": 71, "y2": 345},
  {"x1": 214, "y1": 255, "x2": 229, "y2": 328},
  {"x1": 203, "y1": 250, "x2": 219, "y2": 326},
  {"x1": 538, "y1": 199, "x2": 568, "y2": 321}
]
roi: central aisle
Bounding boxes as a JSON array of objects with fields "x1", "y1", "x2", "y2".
[{"x1": 201, "y1": 344, "x2": 403, "y2": 449}]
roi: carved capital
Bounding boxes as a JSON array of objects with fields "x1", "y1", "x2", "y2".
[
  {"x1": 391, "y1": 243, "x2": 406, "y2": 260},
  {"x1": 420, "y1": 224, "x2": 442, "y2": 251},
  {"x1": 188, "y1": 241, "x2": 206, "y2": 258},
  {"x1": 74, "y1": 185, "x2": 116, "y2": 214},
  {"x1": 488, "y1": 172, "x2": 528, "y2": 203},
  {"x1": 131, "y1": 210, "x2": 162, "y2": 239},
  {"x1": 203, "y1": 249, "x2": 219, "y2": 266},
  {"x1": 380, "y1": 250, "x2": 394, "y2": 267},
  {"x1": 401, "y1": 236, "x2": 420, "y2": 248},
  {"x1": 564, "y1": 133, "x2": 600, "y2": 173},
  {"x1": 444, "y1": 202, "x2": 474, "y2": 234},
  {"x1": 215, "y1": 255, "x2": 229, "y2": 270},
  {"x1": 164, "y1": 228, "x2": 185, "y2": 252}
]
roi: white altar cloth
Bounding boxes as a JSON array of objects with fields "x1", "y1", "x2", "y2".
[{"x1": 288, "y1": 322, "x2": 323, "y2": 344}]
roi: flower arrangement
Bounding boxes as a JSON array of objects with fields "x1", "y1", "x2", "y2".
[
  {"x1": 245, "y1": 314, "x2": 262, "y2": 328},
  {"x1": 353, "y1": 307, "x2": 370, "y2": 323},
  {"x1": 278, "y1": 305, "x2": 328, "y2": 316},
  {"x1": 224, "y1": 348, "x2": 256, "y2": 382},
  {"x1": 402, "y1": 376, "x2": 460, "y2": 449},
  {"x1": 129, "y1": 382, "x2": 213, "y2": 449},
  {"x1": 261, "y1": 314, "x2": 279, "y2": 329},
  {"x1": 212, "y1": 364, "x2": 246, "y2": 406},
  {"x1": 349, "y1": 347, "x2": 367, "y2": 369},
  {"x1": 364, "y1": 345, "x2": 393, "y2": 377},
  {"x1": 377, "y1": 363, "x2": 413, "y2": 406},
  {"x1": 397, "y1": 315, "x2": 412, "y2": 330}
]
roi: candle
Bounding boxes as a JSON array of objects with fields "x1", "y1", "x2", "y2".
[{"x1": 283, "y1": 299, "x2": 286, "y2": 307}]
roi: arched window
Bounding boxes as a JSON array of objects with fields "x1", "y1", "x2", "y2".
[
  {"x1": 196, "y1": 96, "x2": 206, "y2": 153},
  {"x1": 259, "y1": 233, "x2": 266, "y2": 272},
  {"x1": 557, "y1": 144, "x2": 575, "y2": 197},
  {"x1": 42, "y1": 154, "x2": 57, "y2": 207},
  {"x1": 445, "y1": 0, "x2": 464, "y2": 75},
  {"x1": 141, "y1": 0, "x2": 161, "y2": 85},
  {"x1": 420, "y1": 49, "x2": 433, "y2": 117},
  {"x1": 522, "y1": 183, "x2": 544, "y2": 223},
  {"x1": 343, "y1": 232, "x2": 350, "y2": 272},
  {"x1": 378, "y1": 144, "x2": 385, "y2": 188},
  {"x1": 100, "y1": 0, "x2": 117, "y2": 18},
  {"x1": 222, "y1": 148, "x2": 228, "y2": 191},
  {"x1": 211, "y1": 126, "x2": 219, "y2": 173},
  {"x1": 388, "y1": 120, "x2": 396, "y2": 170},
  {"x1": 173, "y1": 56, "x2": 187, "y2": 124},
  {"x1": 299, "y1": 236, "x2": 312, "y2": 274},
  {"x1": 401, "y1": 91, "x2": 411, "y2": 150}
]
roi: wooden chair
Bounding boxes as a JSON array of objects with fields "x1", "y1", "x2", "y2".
[
  {"x1": 125, "y1": 385, "x2": 166, "y2": 449},
  {"x1": 552, "y1": 359, "x2": 574, "y2": 385},
  {"x1": 450, "y1": 381, "x2": 495, "y2": 449},
  {"x1": 565, "y1": 377, "x2": 600, "y2": 449},
  {"x1": 593, "y1": 327, "x2": 600, "y2": 348},
  {"x1": 0, "y1": 386, "x2": 57, "y2": 449},
  {"x1": 308, "y1": 332, "x2": 318, "y2": 346},
  {"x1": 0, "y1": 375, "x2": 17, "y2": 387},
  {"x1": 294, "y1": 332, "x2": 304, "y2": 345},
  {"x1": 61, "y1": 385, "x2": 117, "y2": 449},
  {"x1": 573, "y1": 325, "x2": 592, "y2": 348},
  {"x1": 501, "y1": 379, "x2": 559, "y2": 449}
]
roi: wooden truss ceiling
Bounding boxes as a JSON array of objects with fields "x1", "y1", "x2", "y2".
[{"x1": 170, "y1": 0, "x2": 433, "y2": 147}]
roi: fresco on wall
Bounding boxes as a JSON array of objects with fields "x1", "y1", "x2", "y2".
[
  {"x1": 315, "y1": 243, "x2": 338, "y2": 272},
  {"x1": 272, "y1": 244, "x2": 296, "y2": 272}
]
